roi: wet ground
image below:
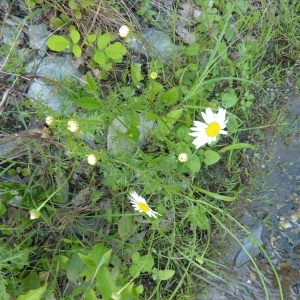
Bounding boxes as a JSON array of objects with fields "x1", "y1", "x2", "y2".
[{"x1": 207, "y1": 96, "x2": 300, "y2": 300}]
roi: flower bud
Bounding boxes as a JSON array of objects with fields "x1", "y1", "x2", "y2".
[
  {"x1": 45, "y1": 116, "x2": 54, "y2": 126},
  {"x1": 150, "y1": 72, "x2": 158, "y2": 79},
  {"x1": 29, "y1": 209, "x2": 41, "y2": 220},
  {"x1": 67, "y1": 119, "x2": 80, "y2": 132},
  {"x1": 87, "y1": 154, "x2": 98, "y2": 165},
  {"x1": 119, "y1": 25, "x2": 130, "y2": 38},
  {"x1": 178, "y1": 153, "x2": 188, "y2": 162}
]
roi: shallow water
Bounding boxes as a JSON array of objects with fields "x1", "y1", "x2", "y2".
[{"x1": 207, "y1": 97, "x2": 300, "y2": 300}]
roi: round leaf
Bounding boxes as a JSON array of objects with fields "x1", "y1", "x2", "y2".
[
  {"x1": 47, "y1": 35, "x2": 70, "y2": 51},
  {"x1": 71, "y1": 44, "x2": 82, "y2": 57},
  {"x1": 221, "y1": 92, "x2": 238, "y2": 108},
  {"x1": 105, "y1": 42, "x2": 127, "y2": 59},
  {"x1": 204, "y1": 150, "x2": 221, "y2": 166}
]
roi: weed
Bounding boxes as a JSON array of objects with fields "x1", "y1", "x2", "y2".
[{"x1": 1, "y1": 0, "x2": 298, "y2": 299}]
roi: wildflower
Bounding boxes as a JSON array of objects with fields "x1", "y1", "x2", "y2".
[
  {"x1": 45, "y1": 116, "x2": 54, "y2": 126},
  {"x1": 129, "y1": 191, "x2": 161, "y2": 219},
  {"x1": 119, "y1": 25, "x2": 130, "y2": 38},
  {"x1": 150, "y1": 72, "x2": 158, "y2": 79},
  {"x1": 67, "y1": 119, "x2": 80, "y2": 132},
  {"x1": 189, "y1": 107, "x2": 228, "y2": 148},
  {"x1": 178, "y1": 153, "x2": 188, "y2": 162},
  {"x1": 29, "y1": 209, "x2": 41, "y2": 220},
  {"x1": 87, "y1": 154, "x2": 97, "y2": 165}
]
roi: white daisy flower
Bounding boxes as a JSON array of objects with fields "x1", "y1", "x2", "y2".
[
  {"x1": 189, "y1": 107, "x2": 228, "y2": 148},
  {"x1": 87, "y1": 154, "x2": 97, "y2": 165},
  {"x1": 67, "y1": 119, "x2": 80, "y2": 132},
  {"x1": 119, "y1": 25, "x2": 130, "y2": 38},
  {"x1": 178, "y1": 153, "x2": 188, "y2": 162},
  {"x1": 129, "y1": 191, "x2": 161, "y2": 219}
]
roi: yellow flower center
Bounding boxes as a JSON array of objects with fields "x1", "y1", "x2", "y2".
[
  {"x1": 206, "y1": 122, "x2": 221, "y2": 137},
  {"x1": 138, "y1": 202, "x2": 150, "y2": 213}
]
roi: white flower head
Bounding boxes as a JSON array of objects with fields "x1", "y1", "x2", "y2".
[
  {"x1": 150, "y1": 72, "x2": 158, "y2": 79},
  {"x1": 29, "y1": 209, "x2": 41, "y2": 220},
  {"x1": 129, "y1": 191, "x2": 161, "y2": 219},
  {"x1": 178, "y1": 153, "x2": 188, "y2": 162},
  {"x1": 87, "y1": 154, "x2": 97, "y2": 165},
  {"x1": 189, "y1": 107, "x2": 228, "y2": 148},
  {"x1": 45, "y1": 116, "x2": 54, "y2": 126},
  {"x1": 67, "y1": 119, "x2": 80, "y2": 132},
  {"x1": 119, "y1": 25, "x2": 130, "y2": 38}
]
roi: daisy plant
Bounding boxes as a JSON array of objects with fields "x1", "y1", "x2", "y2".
[
  {"x1": 189, "y1": 107, "x2": 228, "y2": 148},
  {"x1": 129, "y1": 191, "x2": 161, "y2": 219}
]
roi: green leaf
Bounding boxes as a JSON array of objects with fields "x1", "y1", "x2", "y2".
[
  {"x1": 118, "y1": 216, "x2": 135, "y2": 239},
  {"x1": 131, "y1": 64, "x2": 143, "y2": 85},
  {"x1": 221, "y1": 91, "x2": 238, "y2": 108},
  {"x1": 50, "y1": 17, "x2": 65, "y2": 28},
  {"x1": 93, "y1": 50, "x2": 107, "y2": 65},
  {"x1": 149, "y1": 81, "x2": 164, "y2": 102},
  {"x1": 78, "y1": 253, "x2": 96, "y2": 268},
  {"x1": 188, "y1": 205, "x2": 209, "y2": 230},
  {"x1": 71, "y1": 44, "x2": 82, "y2": 57},
  {"x1": 177, "y1": 126, "x2": 191, "y2": 142},
  {"x1": 121, "y1": 86, "x2": 135, "y2": 99},
  {"x1": 74, "y1": 10, "x2": 82, "y2": 19},
  {"x1": 84, "y1": 288, "x2": 98, "y2": 300},
  {"x1": 86, "y1": 73, "x2": 97, "y2": 92},
  {"x1": 224, "y1": 26, "x2": 235, "y2": 42},
  {"x1": 227, "y1": 115, "x2": 240, "y2": 133},
  {"x1": 97, "y1": 33, "x2": 111, "y2": 50},
  {"x1": 60, "y1": 13, "x2": 70, "y2": 23},
  {"x1": 166, "y1": 108, "x2": 183, "y2": 124},
  {"x1": 81, "y1": 243, "x2": 110, "y2": 281},
  {"x1": 186, "y1": 155, "x2": 201, "y2": 172},
  {"x1": 132, "y1": 252, "x2": 140, "y2": 264},
  {"x1": 126, "y1": 125, "x2": 140, "y2": 142},
  {"x1": 136, "y1": 285, "x2": 144, "y2": 294},
  {"x1": 158, "y1": 87, "x2": 179, "y2": 105},
  {"x1": 157, "y1": 269, "x2": 175, "y2": 280},
  {"x1": 98, "y1": 249, "x2": 112, "y2": 268},
  {"x1": 193, "y1": 186, "x2": 238, "y2": 202},
  {"x1": 21, "y1": 272, "x2": 40, "y2": 292},
  {"x1": 129, "y1": 264, "x2": 140, "y2": 278},
  {"x1": 118, "y1": 282, "x2": 140, "y2": 299},
  {"x1": 136, "y1": 254, "x2": 154, "y2": 273},
  {"x1": 16, "y1": 284, "x2": 47, "y2": 300},
  {"x1": 0, "y1": 201, "x2": 6, "y2": 215},
  {"x1": 96, "y1": 266, "x2": 116, "y2": 299},
  {"x1": 204, "y1": 150, "x2": 221, "y2": 166},
  {"x1": 68, "y1": 0, "x2": 77, "y2": 9},
  {"x1": 105, "y1": 42, "x2": 126, "y2": 59},
  {"x1": 219, "y1": 143, "x2": 254, "y2": 153},
  {"x1": 72, "y1": 97, "x2": 101, "y2": 110},
  {"x1": 66, "y1": 253, "x2": 84, "y2": 282},
  {"x1": 47, "y1": 35, "x2": 70, "y2": 51},
  {"x1": 183, "y1": 43, "x2": 200, "y2": 56},
  {"x1": 0, "y1": 280, "x2": 10, "y2": 300},
  {"x1": 87, "y1": 34, "x2": 97, "y2": 43},
  {"x1": 70, "y1": 27, "x2": 80, "y2": 44}
]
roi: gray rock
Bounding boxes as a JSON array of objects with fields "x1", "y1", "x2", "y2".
[
  {"x1": 127, "y1": 29, "x2": 177, "y2": 64},
  {"x1": 1, "y1": 17, "x2": 24, "y2": 45},
  {"x1": 107, "y1": 114, "x2": 156, "y2": 155},
  {"x1": 27, "y1": 54, "x2": 82, "y2": 111},
  {"x1": 28, "y1": 23, "x2": 49, "y2": 55},
  {"x1": 235, "y1": 221, "x2": 264, "y2": 268}
]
